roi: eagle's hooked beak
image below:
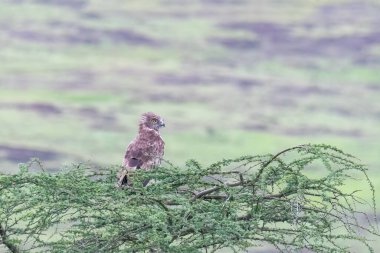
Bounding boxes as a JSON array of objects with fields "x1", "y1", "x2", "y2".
[{"x1": 160, "y1": 119, "x2": 166, "y2": 128}]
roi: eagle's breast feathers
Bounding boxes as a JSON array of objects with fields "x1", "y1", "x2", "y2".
[
  {"x1": 123, "y1": 128, "x2": 165, "y2": 170},
  {"x1": 117, "y1": 112, "x2": 165, "y2": 187}
]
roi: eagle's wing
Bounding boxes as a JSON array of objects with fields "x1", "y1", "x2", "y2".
[
  {"x1": 117, "y1": 133, "x2": 164, "y2": 187},
  {"x1": 117, "y1": 140, "x2": 143, "y2": 187}
]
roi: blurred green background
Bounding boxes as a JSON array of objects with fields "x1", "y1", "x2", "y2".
[{"x1": 0, "y1": 0, "x2": 379, "y2": 251}]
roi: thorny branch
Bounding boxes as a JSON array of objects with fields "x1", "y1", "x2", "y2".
[{"x1": 0, "y1": 144, "x2": 378, "y2": 253}]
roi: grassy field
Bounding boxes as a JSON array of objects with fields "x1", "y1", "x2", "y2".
[{"x1": 0, "y1": 0, "x2": 379, "y2": 251}]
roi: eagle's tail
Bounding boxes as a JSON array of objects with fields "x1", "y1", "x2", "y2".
[
  {"x1": 116, "y1": 168, "x2": 130, "y2": 188},
  {"x1": 116, "y1": 168, "x2": 151, "y2": 188}
]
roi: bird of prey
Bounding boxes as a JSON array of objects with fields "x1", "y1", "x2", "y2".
[{"x1": 117, "y1": 112, "x2": 165, "y2": 187}]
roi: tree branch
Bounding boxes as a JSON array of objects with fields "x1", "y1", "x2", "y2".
[
  {"x1": 0, "y1": 144, "x2": 377, "y2": 252},
  {"x1": 0, "y1": 224, "x2": 19, "y2": 253}
]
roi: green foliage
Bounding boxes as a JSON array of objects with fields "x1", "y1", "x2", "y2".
[{"x1": 0, "y1": 144, "x2": 378, "y2": 252}]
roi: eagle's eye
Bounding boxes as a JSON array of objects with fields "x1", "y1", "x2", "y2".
[{"x1": 151, "y1": 118, "x2": 158, "y2": 124}]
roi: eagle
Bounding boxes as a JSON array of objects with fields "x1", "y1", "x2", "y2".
[{"x1": 117, "y1": 112, "x2": 165, "y2": 187}]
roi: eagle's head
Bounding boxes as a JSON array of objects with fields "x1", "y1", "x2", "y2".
[{"x1": 140, "y1": 112, "x2": 165, "y2": 131}]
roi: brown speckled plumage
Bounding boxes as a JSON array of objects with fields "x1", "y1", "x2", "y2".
[{"x1": 117, "y1": 112, "x2": 165, "y2": 187}]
